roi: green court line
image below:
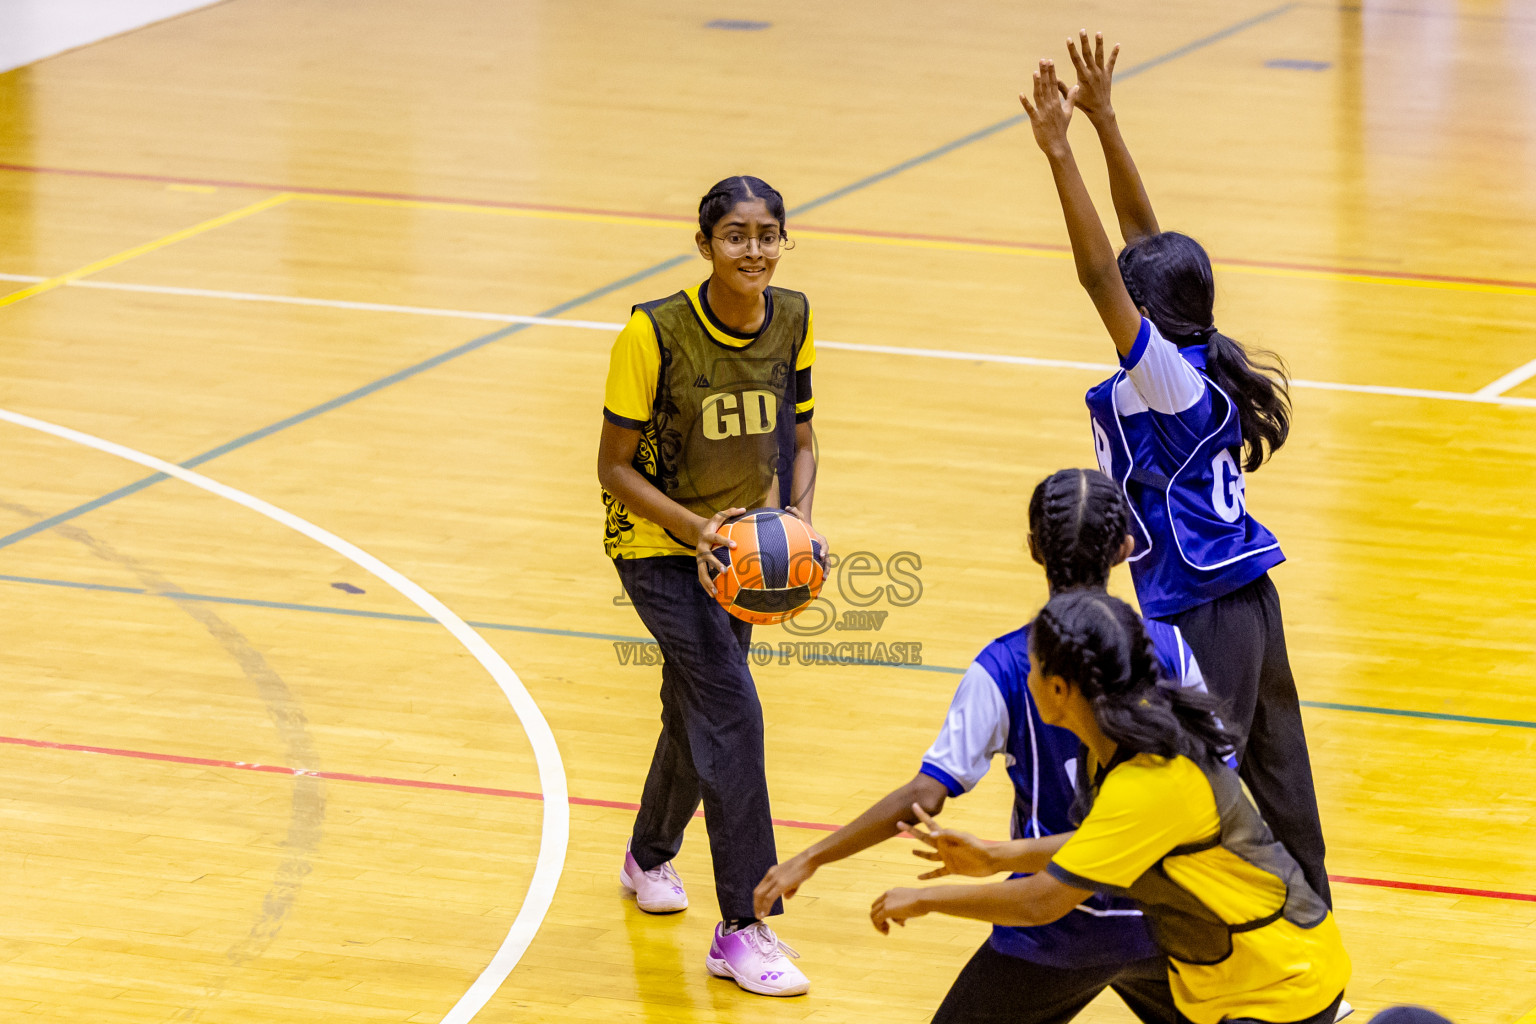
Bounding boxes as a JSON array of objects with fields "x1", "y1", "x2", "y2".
[
  {"x1": 1296, "y1": 700, "x2": 1536, "y2": 731},
  {"x1": 4, "y1": 571, "x2": 1531, "y2": 730}
]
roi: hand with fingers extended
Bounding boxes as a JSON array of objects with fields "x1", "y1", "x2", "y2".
[
  {"x1": 1066, "y1": 29, "x2": 1120, "y2": 126},
  {"x1": 695, "y1": 507, "x2": 746, "y2": 595},
  {"x1": 870, "y1": 887, "x2": 929, "y2": 935},
  {"x1": 1019, "y1": 58, "x2": 1077, "y2": 157},
  {"x1": 901, "y1": 803, "x2": 1001, "y2": 879}
]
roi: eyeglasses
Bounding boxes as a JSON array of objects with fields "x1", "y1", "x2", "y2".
[{"x1": 711, "y1": 230, "x2": 788, "y2": 258}]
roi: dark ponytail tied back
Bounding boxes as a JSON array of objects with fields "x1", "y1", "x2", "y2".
[
  {"x1": 1117, "y1": 232, "x2": 1291, "y2": 472},
  {"x1": 1031, "y1": 591, "x2": 1233, "y2": 764},
  {"x1": 698, "y1": 175, "x2": 789, "y2": 240},
  {"x1": 1028, "y1": 468, "x2": 1129, "y2": 593}
]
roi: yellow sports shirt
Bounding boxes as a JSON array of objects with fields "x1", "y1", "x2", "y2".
[
  {"x1": 1050, "y1": 754, "x2": 1350, "y2": 1024},
  {"x1": 602, "y1": 281, "x2": 815, "y2": 558}
]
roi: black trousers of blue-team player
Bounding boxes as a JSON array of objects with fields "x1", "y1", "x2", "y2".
[
  {"x1": 615, "y1": 554, "x2": 781, "y2": 922},
  {"x1": 933, "y1": 944, "x2": 1176, "y2": 1024},
  {"x1": 1163, "y1": 574, "x2": 1332, "y2": 907}
]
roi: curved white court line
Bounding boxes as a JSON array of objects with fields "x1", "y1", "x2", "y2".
[{"x1": 0, "y1": 405, "x2": 567, "y2": 1024}]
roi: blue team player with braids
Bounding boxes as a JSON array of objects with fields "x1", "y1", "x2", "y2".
[
  {"x1": 755, "y1": 468, "x2": 1209, "y2": 1024},
  {"x1": 1018, "y1": 33, "x2": 1332, "y2": 907}
]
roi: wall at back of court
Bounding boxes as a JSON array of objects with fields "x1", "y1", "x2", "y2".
[{"x1": 0, "y1": 0, "x2": 220, "y2": 73}]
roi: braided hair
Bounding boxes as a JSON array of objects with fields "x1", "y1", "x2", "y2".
[
  {"x1": 1031, "y1": 590, "x2": 1233, "y2": 764},
  {"x1": 698, "y1": 176, "x2": 789, "y2": 240},
  {"x1": 1117, "y1": 232, "x2": 1290, "y2": 473},
  {"x1": 1028, "y1": 468, "x2": 1129, "y2": 594}
]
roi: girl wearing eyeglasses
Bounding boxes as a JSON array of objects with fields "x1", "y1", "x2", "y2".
[{"x1": 597, "y1": 175, "x2": 821, "y2": 997}]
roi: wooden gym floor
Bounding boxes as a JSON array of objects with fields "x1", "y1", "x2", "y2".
[{"x1": 1, "y1": 1, "x2": 1534, "y2": 1021}]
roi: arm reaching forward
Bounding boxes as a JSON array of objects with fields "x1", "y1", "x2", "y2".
[
  {"x1": 902, "y1": 803, "x2": 1072, "y2": 878},
  {"x1": 871, "y1": 873, "x2": 1092, "y2": 933},
  {"x1": 752, "y1": 773, "x2": 951, "y2": 919}
]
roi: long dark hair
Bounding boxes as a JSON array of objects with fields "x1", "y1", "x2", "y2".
[
  {"x1": 698, "y1": 176, "x2": 789, "y2": 239},
  {"x1": 1031, "y1": 590, "x2": 1233, "y2": 763},
  {"x1": 1118, "y1": 232, "x2": 1290, "y2": 472},
  {"x1": 1028, "y1": 468, "x2": 1128, "y2": 593}
]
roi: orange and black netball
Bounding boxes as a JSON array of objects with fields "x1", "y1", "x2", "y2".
[{"x1": 711, "y1": 508, "x2": 826, "y2": 625}]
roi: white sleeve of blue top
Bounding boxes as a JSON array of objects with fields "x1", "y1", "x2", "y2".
[
  {"x1": 920, "y1": 661, "x2": 1010, "y2": 796},
  {"x1": 1173, "y1": 627, "x2": 1207, "y2": 691},
  {"x1": 1121, "y1": 318, "x2": 1206, "y2": 414}
]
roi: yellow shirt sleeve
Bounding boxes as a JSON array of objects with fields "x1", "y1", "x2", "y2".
[
  {"x1": 603, "y1": 311, "x2": 660, "y2": 428},
  {"x1": 794, "y1": 307, "x2": 816, "y2": 417},
  {"x1": 1049, "y1": 755, "x2": 1219, "y2": 891}
]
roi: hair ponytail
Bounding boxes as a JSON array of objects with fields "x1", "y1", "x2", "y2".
[
  {"x1": 1117, "y1": 232, "x2": 1291, "y2": 472},
  {"x1": 1204, "y1": 330, "x2": 1290, "y2": 472},
  {"x1": 1028, "y1": 468, "x2": 1129, "y2": 593},
  {"x1": 1031, "y1": 591, "x2": 1233, "y2": 764}
]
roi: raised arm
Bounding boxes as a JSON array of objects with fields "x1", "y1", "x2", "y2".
[
  {"x1": 752, "y1": 773, "x2": 950, "y2": 919},
  {"x1": 1068, "y1": 31, "x2": 1159, "y2": 245},
  {"x1": 1019, "y1": 58, "x2": 1142, "y2": 356}
]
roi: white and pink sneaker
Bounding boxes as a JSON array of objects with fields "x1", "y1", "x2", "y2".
[
  {"x1": 620, "y1": 844, "x2": 688, "y2": 913},
  {"x1": 706, "y1": 921, "x2": 809, "y2": 996}
]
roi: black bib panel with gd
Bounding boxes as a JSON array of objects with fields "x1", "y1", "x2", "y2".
[{"x1": 634, "y1": 286, "x2": 807, "y2": 532}]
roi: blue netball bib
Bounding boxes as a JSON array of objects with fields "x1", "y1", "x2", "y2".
[{"x1": 1084, "y1": 322, "x2": 1284, "y2": 619}]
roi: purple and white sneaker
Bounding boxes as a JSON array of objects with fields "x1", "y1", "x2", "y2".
[
  {"x1": 705, "y1": 921, "x2": 809, "y2": 996},
  {"x1": 619, "y1": 844, "x2": 688, "y2": 913}
]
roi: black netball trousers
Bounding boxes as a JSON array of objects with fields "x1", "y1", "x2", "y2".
[
  {"x1": 932, "y1": 943, "x2": 1177, "y2": 1024},
  {"x1": 614, "y1": 555, "x2": 780, "y2": 922},
  {"x1": 1161, "y1": 573, "x2": 1332, "y2": 906}
]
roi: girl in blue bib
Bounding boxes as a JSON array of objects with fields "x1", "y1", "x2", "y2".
[{"x1": 1016, "y1": 34, "x2": 1329, "y2": 904}]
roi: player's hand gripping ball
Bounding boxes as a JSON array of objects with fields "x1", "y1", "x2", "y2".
[{"x1": 710, "y1": 508, "x2": 827, "y2": 625}]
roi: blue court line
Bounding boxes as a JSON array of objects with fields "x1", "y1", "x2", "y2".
[
  {"x1": 787, "y1": 2, "x2": 1296, "y2": 218},
  {"x1": 4, "y1": 570, "x2": 1532, "y2": 731},
  {"x1": 0, "y1": 572, "x2": 655, "y2": 642},
  {"x1": 0, "y1": 2, "x2": 1296, "y2": 551}
]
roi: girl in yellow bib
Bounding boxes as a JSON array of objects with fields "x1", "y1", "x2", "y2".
[{"x1": 870, "y1": 591, "x2": 1349, "y2": 1024}]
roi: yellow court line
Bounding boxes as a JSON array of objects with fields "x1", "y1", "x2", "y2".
[
  {"x1": 296, "y1": 191, "x2": 687, "y2": 231},
  {"x1": 1517, "y1": 1003, "x2": 1536, "y2": 1024},
  {"x1": 793, "y1": 228, "x2": 1073, "y2": 260},
  {"x1": 1214, "y1": 261, "x2": 1536, "y2": 297},
  {"x1": 290, "y1": 192, "x2": 1536, "y2": 297},
  {"x1": 0, "y1": 193, "x2": 295, "y2": 309},
  {"x1": 296, "y1": 193, "x2": 1078, "y2": 259}
]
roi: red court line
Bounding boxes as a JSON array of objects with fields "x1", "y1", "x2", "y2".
[
  {"x1": 10, "y1": 732, "x2": 1534, "y2": 902},
  {"x1": 5, "y1": 161, "x2": 1536, "y2": 293},
  {"x1": 1327, "y1": 875, "x2": 1536, "y2": 904},
  {"x1": 0, "y1": 733, "x2": 837, "y2": 832},
  {"x1": 0, "y1": 162, "x2": 697, "y2": 226}
]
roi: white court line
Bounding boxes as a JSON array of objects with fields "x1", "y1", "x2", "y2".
[
  {"x1": 1475, "y1": 356, "x2": 1536, "y2": 398},
  {"x1": 0, "y1": 406, "x2": 568, "y2": 1024},
  {"x1": 7, "y1": 272, "x2": 1536, "y2": 409}
]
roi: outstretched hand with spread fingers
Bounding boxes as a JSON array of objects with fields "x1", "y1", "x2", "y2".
[
  {"x1": 1019, "y1": 58, "x2": 1077, "y2": 156},
  {"x1": 1066, "y1": 29, "x2": 1119, "y2": 125},
  {"x1": 901, "y1": 802, "x2": 999, "y2": 879}
]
